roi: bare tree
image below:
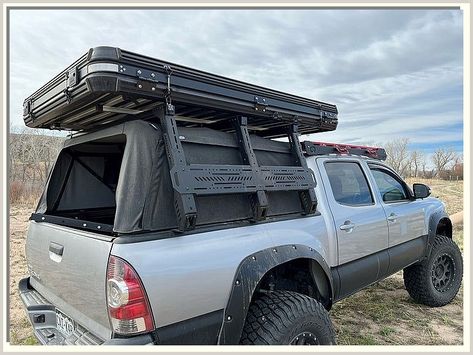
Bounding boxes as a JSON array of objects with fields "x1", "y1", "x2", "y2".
[
  {"x1": 385, "y1": 138, "x2": 411, "y2": 177},
  {"x1": 409, "y1": 150, "x2": 424, "y2": 178},
  {"x1": 451, "y1": 154, "x2": 463, "y2": 180},
  {"x1": 453, "y1": 154, "x2": 463, "y2": 166},
  {"x1": 26, "y1": 129, "x2": 63, "y2": 183},
  {"x1": 10, "y1": 127, "x2": 32, "y2": 183},
  {"x1": 9, "y1": 128, "x2": 65, "y2": 197},
  {"x1": 421, "y1": 159, "x2": 428, "y2": 178},
  {"x1": 432, "y1": 148, "x2": 457, "y2": 178}
]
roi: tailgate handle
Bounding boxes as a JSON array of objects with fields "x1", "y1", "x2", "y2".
[{"x1": 49, "y1": 242, "x2": 64, "y2": 256}]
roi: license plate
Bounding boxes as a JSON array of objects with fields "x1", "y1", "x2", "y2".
[{"x1": 56, "y1": 309, "x2": 75, "y2": 337}]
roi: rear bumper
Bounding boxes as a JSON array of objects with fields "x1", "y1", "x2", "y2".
[{"x1": 19, "y1": 277, "x2": 156, "y2": 345}]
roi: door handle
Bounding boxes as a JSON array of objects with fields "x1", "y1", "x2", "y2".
[
  {"x1": 339, "y1": 221, "x2": 355, "y2": 231},
  {"x1": 387, "y1": 213, "x2": 397, "y2": 222}
]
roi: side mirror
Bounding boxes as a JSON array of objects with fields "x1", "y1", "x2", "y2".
[{"x1": 413, "y1": 183, "x2": 431, "y2": 199}]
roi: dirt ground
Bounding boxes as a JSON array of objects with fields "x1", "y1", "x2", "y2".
[
  {"x1": 9, "y1": 204, "x2": 38, "y2": 345},
  {"x1": 8, "y1": 179, "x2": 464, "y2": 346},
  {"x1": 331, "y1": 252, "x2": 463, "y2": 345}
]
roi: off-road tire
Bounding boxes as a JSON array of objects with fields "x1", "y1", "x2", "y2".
[
  {"x1": 403, "y1": 235, "x2": 462, "y2": 307},
  {"x1": 240, "y1": 290, "x2": 336, "y2": 345}
]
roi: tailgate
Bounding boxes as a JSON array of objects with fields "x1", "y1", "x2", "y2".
[{"x1": 25, "y1": 220, "x2": 114, "y2": 341}]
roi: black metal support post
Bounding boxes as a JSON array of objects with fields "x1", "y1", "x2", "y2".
[
  {"x1": 233, "y1": 116, "x2": 268, "y2": 221},
  {"x1": 288, "y1": 125, "x2": 317, "y2": 214},
  {"x1": 156, "y1": 104, "x2": 197, "y2": 231}
]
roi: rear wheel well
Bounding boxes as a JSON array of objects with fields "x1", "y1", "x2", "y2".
[
  {"x1": 254, "y1": 258, "x2": 332, "y2": 309},
  {"x1": 436, "y1": 218, "x2": 452, "y2": 238}
]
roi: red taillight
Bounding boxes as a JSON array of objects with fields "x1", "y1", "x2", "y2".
[{"x1": 106, "y1": 255, "x2": 154, "y2": 335}]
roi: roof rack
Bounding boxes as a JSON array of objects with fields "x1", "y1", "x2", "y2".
[{"x1": 302, "y1": 141, "x2": 387, "y2": 160}]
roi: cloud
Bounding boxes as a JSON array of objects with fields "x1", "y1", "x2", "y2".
[{"x1": 8, "y1": 8, "x2": 463, "y2": 156}]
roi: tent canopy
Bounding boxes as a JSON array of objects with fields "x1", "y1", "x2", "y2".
[{"x1": 37, "y1": 120, "x2": 305, "y2": 234}]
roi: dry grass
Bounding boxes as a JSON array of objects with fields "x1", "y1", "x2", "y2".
[
  {"x1": 405, "y1": 177, "x2": 463, "y2": 215},
  {"x1": 9, "y1": 205, "x2": 38, "y2": 345},
  {"x1": 8, "y1": 179, "x2": 463, "y2": 346},
  {"x1": 331, "y1": 271, "x2": 463, "y2": 345},
  {"x1": 9, "y1": 180, "x2": 43, "y2": 206}
]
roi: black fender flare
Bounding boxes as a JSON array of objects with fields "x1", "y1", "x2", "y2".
[
  {"x1": 425, "y1": 210, "x2": 452, "y2": 259},
  {"x1": 217, "y1": 244, "x2": 333, "y2": 345}
]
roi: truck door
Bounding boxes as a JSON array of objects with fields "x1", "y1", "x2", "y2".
[
  {"x1": 367, "y1": 163, "x2": 426, "y2": 247},
  {"x1": 317, "y1": 158, "x2": 390, "y2": 300}
]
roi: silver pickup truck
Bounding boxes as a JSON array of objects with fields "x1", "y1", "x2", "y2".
[{"x1": 18, "y1": 47, "x2": 462, "y2": 345}]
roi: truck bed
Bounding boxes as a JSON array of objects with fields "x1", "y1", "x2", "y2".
[{"x1": 23, "y1": 47, "x2": 338, "y2": 138}]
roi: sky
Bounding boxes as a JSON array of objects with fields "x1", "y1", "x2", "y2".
[{"x1": 8, "y1": 9, "x2": 463, "y2": 158}]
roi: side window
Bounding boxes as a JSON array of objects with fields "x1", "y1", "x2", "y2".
[
  {"x1": 370, "y1": 167, "x2": 409, "y2": 202},
  {"x1": 325, "y1": 162, "x2": 373, "y2": 206}
]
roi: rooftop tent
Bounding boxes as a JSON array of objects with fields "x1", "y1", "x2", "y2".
[
  {"x1": 27, "y1": 47, "x2": 337, "y2": 234},
  {"x1": 23, "y1": 47, "x2": 337, "y2": 137},
  {"x1": 36, "y1": 120, "x2": 306, "y2": 234}
]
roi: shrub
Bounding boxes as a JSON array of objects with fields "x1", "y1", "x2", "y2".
[
  {"x1": 9, "y1": 180, "x2": 42, "y2": 207},
  {"x1": 9, "y1": 181, "x2": 25, "y2": 205}
]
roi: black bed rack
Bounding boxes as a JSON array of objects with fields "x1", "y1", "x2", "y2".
[{"x1": 157, "y1": 103, "x2": 318, "y2": 231}]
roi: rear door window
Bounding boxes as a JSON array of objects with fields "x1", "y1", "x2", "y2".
[{"x1": 325, "y1": 162, "x2": 374, "y2": 206}]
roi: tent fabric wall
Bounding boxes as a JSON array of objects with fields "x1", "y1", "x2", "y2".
[{"x1": 37, "y1": 120, "x2": 306, "y2": 234}]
